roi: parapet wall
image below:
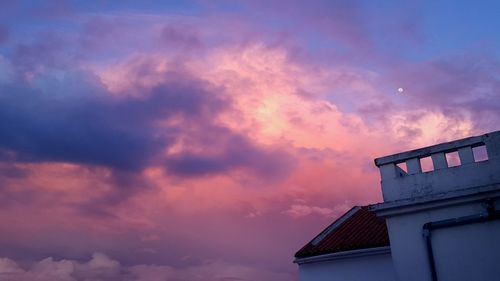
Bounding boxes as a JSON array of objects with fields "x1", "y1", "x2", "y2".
[{"x1": 374, "y1": 131, "x2": 500, "y2": 202}]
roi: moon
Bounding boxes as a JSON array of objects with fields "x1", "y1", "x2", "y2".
[{"x1": 397, "y1": 87, "x2": 404, "y2": 93}]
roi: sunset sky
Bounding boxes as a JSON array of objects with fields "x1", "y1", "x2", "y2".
[{"x1": 0, "y1": 1, "x2": 500, "y2": 280}]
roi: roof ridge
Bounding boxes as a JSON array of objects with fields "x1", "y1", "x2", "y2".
[
  {"x1": 311, "y1": 206, "x2": 361, "y2": 246},
  {"x1": 294, "y1": 204, "x2": 389, "y2": 258}
]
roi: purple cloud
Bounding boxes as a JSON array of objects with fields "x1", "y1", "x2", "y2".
[
  {"x1": 0, "y1": 26, "x2": 8, "y2": 44},
  {"x1": 165, "y1": 128, "x2": 295, "y2": 178}
]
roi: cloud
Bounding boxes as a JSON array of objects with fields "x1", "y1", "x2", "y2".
[
  {"x1": 160, "y1": 23, "x2": 203, "y2": 50},
  {"x1": 395, "y1": 55, "x2": 500, "y2": 127},
  {"x1": 0, "y1": 258, "x2": 23, "y2": 274},
  {"x1": 0, "y1": 51, "x2": 294, "y2": 178},
  {"x1": 0, "y1": 4, "x2": 499, "y2": 281},
  {"x1": 283, "y1": 204, "x2": 334, "y2": 218},
  {"x1": 165, "y1": 126, "x2": 295, "y2": 178},
  {"x1": 0, "y1": 71, "x2": 171, "y2": 171},
  {"x1": 0, "y1": 38, "x2": 480, "y2": 272},
  {"x1": 0, "y1": 44, "x2": 303, "y2": 226},
  {"x1": 0, "y1": 26, "x2": 8, "y2": 45},
  {"x1": 0, "y1": 253, "x2": 294, "y2": 281}
]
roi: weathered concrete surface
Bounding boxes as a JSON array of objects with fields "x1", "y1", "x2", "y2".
[
  {"x1": 373, "y1": 130, "x2": 500, "y2": 281},
  {"x1": 376, "y1": 131, "x2": 500, "y2": 202}
]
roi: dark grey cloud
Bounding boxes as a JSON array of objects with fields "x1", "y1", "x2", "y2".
[
  {"x1": 1, "y1": 86, "x2": 140, "y2": 170},
  {"x1": 0, "y1": 67, "x2": 230, "y2": 171},
  {"x1": 160, "y1": 24, "x2": 203, "y2": 50},
  {"x1": 165, "y1": 127, "x2": 295, "y2": 179},
  {"x1": 0, "y1": 48, "x2": 294, "y2": 181},
  {"x1": 0, "y1": 26, "x2": 8, "y2": 44}
]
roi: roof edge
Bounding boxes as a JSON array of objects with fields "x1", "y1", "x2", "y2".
[
  {"x1": 310, "y1": 206, "x2": 361, "y2": 246},
  {"x1": 370, "y1": 185, "x2": 500, "y2": 217},
  {"x1": 294, "y1": 246, "x2": 391, "y2": 265}
]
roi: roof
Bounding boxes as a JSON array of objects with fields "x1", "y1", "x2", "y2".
[{"x1": 294, "y1": 205, "x2": 390, "y2": 259}]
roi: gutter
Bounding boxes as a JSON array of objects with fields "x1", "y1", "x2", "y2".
[
  {"x1": 294, "y1": 246, "x2": 391, "y2": 265},
  {"x1": 422, "y1": 199, "x2": 500, "y2": 281}
]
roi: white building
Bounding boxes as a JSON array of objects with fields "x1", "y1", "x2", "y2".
[{"x1": 294, "y1": 130, "x2": 500, "y2": 281}]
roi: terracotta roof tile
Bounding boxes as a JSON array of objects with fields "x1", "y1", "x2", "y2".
[{"x1": 295, "y1": 206, "x2": 389, "y2": 258}]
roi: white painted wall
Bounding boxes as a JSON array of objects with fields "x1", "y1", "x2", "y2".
[
  {"x1": 374, "y1": 131, "x2": 500, "y2": 281},
  {"x1": 385, "y1": 200, "x2": 500, "y2": 281},
  {"x1": 376, "y1": 131, "x2": 500, "y2": 202},
  {"x1": 432, "y1": 218, "x2": 500, "y2": 281},
  {"x1": 298, "y1": 253, "x2": 395, "y2": 281},
  {"x1": 380, "y1": 160, "x2": 500, "y2": 202}
]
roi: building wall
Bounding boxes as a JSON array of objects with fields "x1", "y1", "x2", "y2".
[
  {"x1": 386, "y1": 199, "x2": 500, "y2": 281},
  {"x1": 375, "y1": 131, "x2": 500, "y2": 281},
  {"x1": 432, "y1": 218, "x2": 500, "y2": 281},
  {"x1": 298, "y1": 253, "x2": 395, "y2": 281}
]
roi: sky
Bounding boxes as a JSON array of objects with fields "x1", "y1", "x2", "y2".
[{"x1": 0, "y1": 1, "x2": 499, "y2": 280}]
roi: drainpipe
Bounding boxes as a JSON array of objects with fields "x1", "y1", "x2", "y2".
[{"x1": 422, "y1": 200, "x2": 500, "y2": 281}]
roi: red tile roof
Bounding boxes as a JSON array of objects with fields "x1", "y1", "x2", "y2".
[{"x1": 295, "y1": 206, "x2": 389, "y2": 258}]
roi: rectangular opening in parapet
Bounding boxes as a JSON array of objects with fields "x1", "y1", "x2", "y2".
[
  {"x1": 396, "y1": 162, "x2": 408, "y2": 176},
  {"x1": 445, "y1": 151, "x2": 461, "y2": 167},
  {"x1": 420, "y1": 156, "x2": 434, "y2": 172},
  {"x1": 473, "y1": 145, "x2": 488, "y2": 162}
]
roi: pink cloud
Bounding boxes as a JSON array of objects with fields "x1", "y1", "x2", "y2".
[
  {"x1": 0, "y1": 253, "x2": 294, "y2": 281},
  {"x1": 0, "y1": 4, "x2": 497, "y2": 281},
  {"x1": 283, "y1": 204, "x2": 334, "y2": 218}
]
